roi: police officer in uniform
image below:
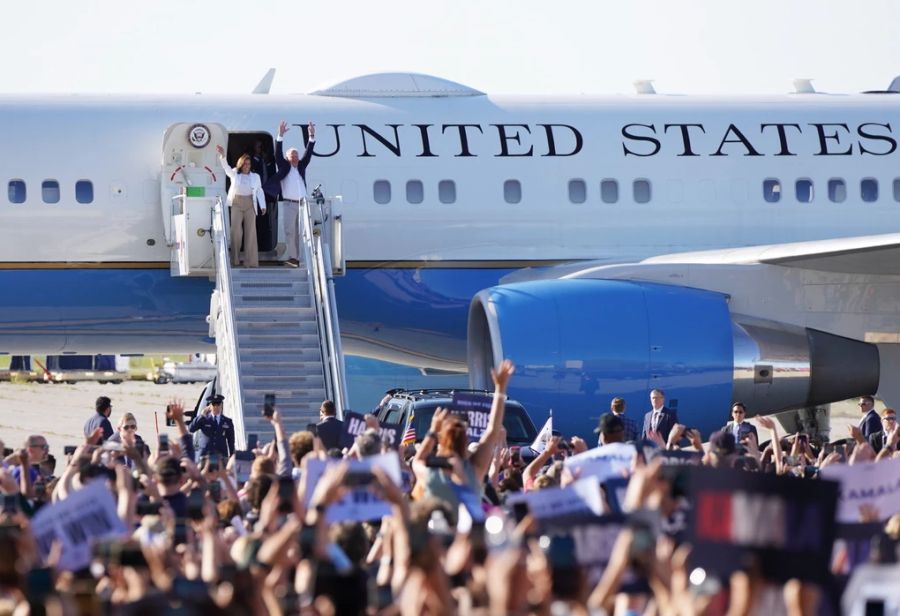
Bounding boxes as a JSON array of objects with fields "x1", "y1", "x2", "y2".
[{"x1": 189, "y1": 394, "x2": 235, "y2": 460}]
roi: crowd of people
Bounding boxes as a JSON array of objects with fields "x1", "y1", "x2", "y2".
[{"x1": 0, "y1": 359, "x2": 898, "y2": 615}]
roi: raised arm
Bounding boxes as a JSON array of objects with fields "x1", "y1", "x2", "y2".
[
  {"x1": 215, "y1": 145, "x2": 236, "y2": 180},
  {"x1": 471, "y1": 359, "x2": 515, "y2": 478},
  {"x1": 755, "y1": 416, "x2": 784, "y2": 474}
]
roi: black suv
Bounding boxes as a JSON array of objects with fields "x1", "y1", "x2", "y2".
[{"x1": 374, "y1": 389, "x2": 538, "y2": 447}]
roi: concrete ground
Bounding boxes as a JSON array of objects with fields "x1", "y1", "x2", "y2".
[{"x1": 0, "y1": 380, "x2": 200, "y2": 459}]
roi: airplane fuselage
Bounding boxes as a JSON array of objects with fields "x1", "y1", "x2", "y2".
[{"x1": 2, "y1": 89, "x2": 900, "y2": 372}]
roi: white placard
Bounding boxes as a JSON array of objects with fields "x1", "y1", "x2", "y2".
[
  {"x1": 31, "y1": 481, "x2": 127, "y2": 571},
  {"x1": 564, "y1": 442, "x2": 636, "y2": 482},
  {"x1": 507, "y1": 477, "x2": 603, "y2": 519},
  {"x1": 303, "y1": 452, "x2": 401, "y2": 523},
  {"x1": 820, "y1": 456, "x2": 900, "y2": 522}
]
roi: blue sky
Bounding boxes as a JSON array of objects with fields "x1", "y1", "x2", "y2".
[{"x1": 4, "y1": 0, "x2": 900, "y2": 95}]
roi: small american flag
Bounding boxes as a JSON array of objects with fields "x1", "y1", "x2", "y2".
[{"x1": 402, "y1": 410, "x2": 416, "y2": 446}]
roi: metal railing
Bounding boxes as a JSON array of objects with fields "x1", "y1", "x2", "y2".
[
  {"x1": 210, "y1": 198, "x2": 248, "y2": 447},
  {"x1": 298, "y1": 196, "x2": 349, "y2": 417}
]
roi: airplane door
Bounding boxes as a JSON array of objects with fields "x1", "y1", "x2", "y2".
[
  {"x1": 161, "y1": 123, "x2": 228, "y2": 275},
  {"x1": 161, "y1": 122, "x2": 228, "y2": 245}
]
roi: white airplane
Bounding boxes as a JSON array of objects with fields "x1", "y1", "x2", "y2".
[{"x1": 3, "y1": 71, "x2": 900, "y2": 437}]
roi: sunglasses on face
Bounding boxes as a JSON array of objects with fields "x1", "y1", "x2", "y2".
[{"x1": 122, "y1": 425, "x2": 137, "y2": 431}]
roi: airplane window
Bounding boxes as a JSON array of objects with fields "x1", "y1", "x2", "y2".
[
  {"x1": 600, "y1": 179, "x2": 618, "y2": 203},
  {"x1": 75, "y1": 180, "x2": 93, "y2": 204},
  {"x1": 894, "y1": 179, "x2": 900, "y2": 202},
  {"x1": 861, "y1": 178, "x2": 878, "y2": 203},
  {"x1": 763, "y1": 179, "x2": 781, "y2": 203},
  {"x1": 8, "y1": 180, "x2": 25, "y2": 204},
  {"x1": 795, "y1": 179, "x2": 813, "y2": 203},
  {"x1": 633, "y1": 179, "x2": 651, "y2": 203},
  {"x1": 406, "y1": 180, "x2": 424, "y2": 204},
  {"x1": 373, "y1": 180, "x2": 391, "y2": 204},
  {"x1": 828, "y1": 179, "x2": 846, "y2": 203},
  {"x1": 568, "y1": 179, "x2": 587, "y2": 204},
  {"x1": 504, "y1": 180, "x2": 522, "y2": 204},
  {"x1": 438, "y1": 180, "x2": 456, "y2": 204},
  {"x1": 42, "y1": 180, "x2": 60, "y2": 204}
]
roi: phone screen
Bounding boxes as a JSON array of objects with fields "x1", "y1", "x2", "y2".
[
  {"x1": 263, "y1": 393, "x2": 276, "y2": 418},
  {"x1": 246, "y1": 434, "x2": 258, "y2": 451},
  {"x1": 158, "y1": 434, "x2": 169, "y2": 453}
]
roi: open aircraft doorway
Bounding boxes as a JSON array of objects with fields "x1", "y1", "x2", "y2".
[{"x1": 225, "y1": 131, "x2": 278, "y2": 255}]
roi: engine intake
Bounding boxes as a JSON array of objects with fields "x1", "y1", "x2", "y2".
[{"x1": 468, "y1": 280, "x2": 879, "y2": 438}]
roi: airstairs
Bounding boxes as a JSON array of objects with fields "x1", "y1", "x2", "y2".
[{"x1": 162, "y1": 122, "x2": 347, "y2": 447}]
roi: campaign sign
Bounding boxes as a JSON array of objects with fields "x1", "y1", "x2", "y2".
[
  {"x1": 507, "y1": 477, "x2": 604, "y2": 520},
  {"x1": 564, "y1": 442, "x2": 636, "y2": 483},
  {"x1": 339, "y1": 410, "x2": 403, "y2": 450},
  {"x1": 539, "y1": 512, "x2": 626, "y2": 586},
  {"x1": 303, "y1": 452, "x2": 402, "y2": 523},
  {"x1": 686, "y1": 466, "x2": 839, "y2": 584},
  {"x1": 450, "y1": 393, "x2": 493, "y2": 442},
  {"x1": 835, "y1": 523, "x2": 884, "y2": 574},
  {"x1": 32, "y1": 481, "x2": 127, "y2": 571},
  {"x1": 646, "y1": 449, "x2": 703, "y2": 466},
  {"x1": 820, "y1": 456, "x2": 900, "y2": 522}
]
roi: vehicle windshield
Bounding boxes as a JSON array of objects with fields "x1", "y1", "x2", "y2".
[{"x1": 412, "y1": 401, "x2": 535, "y2": 444}]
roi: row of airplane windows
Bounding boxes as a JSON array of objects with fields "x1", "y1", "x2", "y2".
[
  {"x1": 6, "y1": 177, "x2": 900, "y2": 206},
  {"x1": 7, "y1": 180, "x2": 94, "y2": 204}
]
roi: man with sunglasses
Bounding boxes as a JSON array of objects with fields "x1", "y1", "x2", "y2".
[
  {"x1": 724, "y1": 402, "x2": 758, "y2": 444},
  {"x1": 857, "y1": 395, "x2": 882, "y2": 441},
  {"x1": 869, "y1": 408, "x2": 898, "y2": 454}
]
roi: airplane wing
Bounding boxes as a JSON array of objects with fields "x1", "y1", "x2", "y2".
[{"x1": 642, "y1": 232, "x2": 900, "y2": 275}]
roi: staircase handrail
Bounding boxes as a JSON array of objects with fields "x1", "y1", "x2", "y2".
[
  {"x1": 299, "y1": 196, "x2": 349, "y2": 417},
  {"x1": 211, "y1": 198, "x2": 247, "y2": 447}
]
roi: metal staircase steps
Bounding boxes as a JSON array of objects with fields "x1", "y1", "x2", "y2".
[{"x1": 226, "y1": 260, "x2": 328, "y2": 443}]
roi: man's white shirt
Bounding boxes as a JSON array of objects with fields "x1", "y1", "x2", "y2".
[{"x1": 277, "y1": 135, "x2": 315, "y2": 201}]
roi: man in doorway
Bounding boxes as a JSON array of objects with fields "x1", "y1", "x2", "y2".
[
  {"x1": 641, "y1": 388, "x2": 679, "y2": 443},
  {"x1": 265, "y1": 121, "x2": 316, "y2": 267}
]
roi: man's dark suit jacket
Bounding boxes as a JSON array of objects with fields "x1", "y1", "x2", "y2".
[
  {"x1": 189, "y1": 413, "x2": 235, "y2": 458},
  {"x1": 263, "y1": 138, "x2": 315, "y2": 199},
  {"x1": 859, "y1": 410, "x2": 883, "y2": 441},
  {"x1": 316, "y1": 416, "x2": 344, "y2": 451},
  {"x1": 724, "y1": 421, "x2": 759, "y2": 443},
  {"x1": 642, "y1": 407, "x2": 679, "y2": 443}
]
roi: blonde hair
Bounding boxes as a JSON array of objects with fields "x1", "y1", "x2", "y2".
[
  {"x1": 235, "y1": 153, "x2": 252, "y2": 173},
  {"x1": 118, "y1": 412, "x2": 137, "y2": 428}
]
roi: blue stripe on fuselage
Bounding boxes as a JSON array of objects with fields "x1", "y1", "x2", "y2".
[{"x1": 0, "y1": 266, "x2": 514, "y2": 363}]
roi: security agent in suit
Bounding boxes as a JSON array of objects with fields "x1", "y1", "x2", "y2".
[
  {"x1": 641, "y1": 388, "x2": 679, "y2": 443},
  {"x1": 189, "y1": 394, "x2": 235, "y2": 459},
  {"x1": 869, "y1": 408, "x2": 898, "y2": 454},
  {"x1": 857, "y1": 395, "x2": 883, "y2": 441},
  {"x1": 315, "y1": 400, "x2": 343, "y2": 451},
  {"x1": 724, "y1": 402, "x2": 759, "y2": 444}
]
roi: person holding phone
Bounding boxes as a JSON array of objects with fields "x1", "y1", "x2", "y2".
[{"x1": 189, "y1": 394, "x2": 235, "y2": 460}]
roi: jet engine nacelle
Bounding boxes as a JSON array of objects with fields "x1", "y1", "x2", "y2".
[{"x1": 467, "y1": 280, "x2": 878, "y2": 439}]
